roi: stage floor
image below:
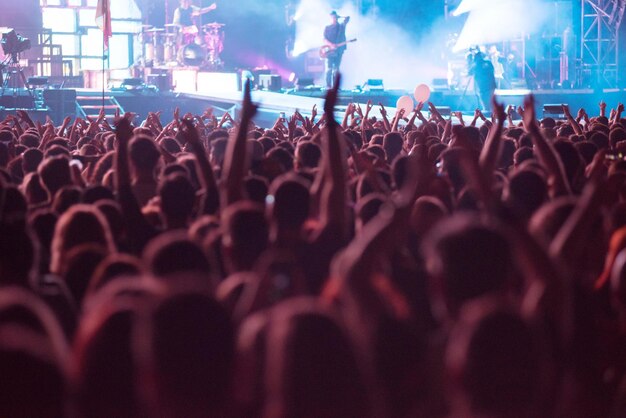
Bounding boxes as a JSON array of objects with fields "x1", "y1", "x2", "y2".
[{"x1": 27, "y1": 86, "x2": 626, "y2": 127}]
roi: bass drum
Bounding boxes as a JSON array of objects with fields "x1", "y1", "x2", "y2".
[{"x1": 180, "y1": 43, "x2": 205, "y2": 66}]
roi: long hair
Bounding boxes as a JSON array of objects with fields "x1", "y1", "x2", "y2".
[{"x1": 50, "y1": 204, "x2": 115, "y2": 275}]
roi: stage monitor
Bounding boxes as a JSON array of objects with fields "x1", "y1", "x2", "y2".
[{"x1": 259, "y1": 74, "x2": 282, "y2": 92}]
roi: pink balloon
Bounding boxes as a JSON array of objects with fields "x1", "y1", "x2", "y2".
[
  {"x1": 414, "y1": 84, "x2": 431, "y2": 103},
  {"x1": 396, "y1": 95, "x2": 414, "y2": 116}
]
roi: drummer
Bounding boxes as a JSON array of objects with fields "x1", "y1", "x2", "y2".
[{"x1": 172, "y1": 0, "x2": 217, "y2": 42}]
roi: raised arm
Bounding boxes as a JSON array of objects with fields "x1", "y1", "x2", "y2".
[
  {"x1": 523, "y1": 95, "x2": 571, "y2": 196},
  {"x1": 181, "y1": 119, "x2": 220, "y2": 214},
  {"x1": 114, "y1": 115, "x2": 156, "y2": 252},
  {"x1": 479, "y1": 97, "x2": 506, "y2": 177},
  {"x1": 221, "y1": 80, "x2": 257, "y2": 206},
  {"x1": 562, "y1": 105, "x2": 583, "y2": 135},
  {"x1": 390, "y1": 108, "x2": 405, "y2": 132},
  {"x1": 319, "y1": 73, "x2": 347, "y2": 235},
  {"x1": 378, "y1": 103, "x2": 391, "y2": 133}
]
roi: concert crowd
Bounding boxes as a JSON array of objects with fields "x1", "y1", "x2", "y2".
[{"x1": 1, "y1": 76, "x2": 626, "y2": 418}]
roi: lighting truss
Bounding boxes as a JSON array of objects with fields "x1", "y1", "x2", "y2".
[{"x1": 580, "y1": 0, "x2": 626, "y2": 87}]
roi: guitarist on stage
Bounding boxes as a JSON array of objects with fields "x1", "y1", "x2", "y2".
[{"x1": 323, "y1": 11, "x2": 350, "y2": 89}]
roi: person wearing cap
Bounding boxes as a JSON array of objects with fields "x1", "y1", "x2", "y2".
[{"x1": 323, "y1": 11, "x2": 350, "y2": 89}]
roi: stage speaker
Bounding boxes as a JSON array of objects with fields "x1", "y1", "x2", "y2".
[
  {"x1": 363, "y1": 79, "x2": 384, "y2": 91},
  {"x1": 43, "y1": 89, "x2": 77, "y2": 123},
  {"x1": 147, "y1": 73, "x2": 172, "y2": 92},
  {"x1": 434, "y1": 106, "x2": 451, "y2": 117},
  {"x1": 432, "y1": 78, "x2": 449, "y2": 91},
  {"x1": 543, "y1": 104, "x2": 566, "y2": 119},
  {"x1": 295, "y1": 77, "x2": 315, "y2": 89},
  {"x1": 0, "y1": 90, "x2": 35, "y2": 109},
  {"x1": 121, "y1": 78, "x2": 144, "y2": 89},
  {"x1": 259, "y1": 74, "x2": 282, "y2": 92}
]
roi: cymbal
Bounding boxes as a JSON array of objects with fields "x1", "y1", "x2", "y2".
[
  {"x1": 144, "y1": 28, "x2": 165, "y2": 32},
  {"x1": 165, "y1": 23, "x2": 181, "y2": 27},
  {"x1": 203, "y1": 22, "x2": 225, "y2": 28}
]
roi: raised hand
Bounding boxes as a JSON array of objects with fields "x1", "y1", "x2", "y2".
[
  {"x1": 241, "y1": 79, "x2": 258, "y2": 121},
  {"x1": 114, "y1": 112, "x2": 134, "y2": 143},
  {"x1": 492, "y1": 97, "x2": 506, "y2": 124},
  {"x1": 523, "y1": 95, "x2": 537, "y2": 131},
  {"x1": 562, "y1": 104, "x2": 573, "y2": 119},
  {"x1": 180, "y1": 117, "x2": 202, "y2": 148},
  {"x1": 378, "y1": 103, "x2": 387, "y2": 118},
  {"x1": 324, "y1": 73, "x2": 341, "y2": 124}
]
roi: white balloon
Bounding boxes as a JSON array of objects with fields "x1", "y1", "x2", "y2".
[
  {"x1": 414, "y1": 84, "x2": 431, "y2": 103},
  {"x1": 396, "y1": 95, "x2": 414, "y2": 116}
]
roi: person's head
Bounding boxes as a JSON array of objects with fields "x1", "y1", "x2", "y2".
[
  {"x1": 210, "y1": 137, "x2": 228, "y2": 167},
  {"x1": 268, "y1": 174, "x2": 310, "y2": 233},
  {"x1": 446, "y1": 301, "x2": 541, "y2": 418},
  {"x1": 94, "y1": 199, "x2": 125, "y2": 247},
  {"x1": 0, "y1": 219, "x2": 36, "y2": 286},
  {"x1": 423, "y1": 215, "x2": 514, "y2": 318},
  {"x1": 52, "y1": 186, "x2": 83, "y2": 215},
  {"x1": 73, "y1": 279, "x2": 159, "y2": 418},
  {"x1": 504, "y1": 169, "x2": 548, "y2": 220},
  {"x1": 383, "y1": 132, "x2": 404, "y2": 163},
  {"x1": 50, "y1": 204, "x2": 114, "y2": 275},
  {"x1": 528, "y1": 197, "x2": 577, "y2": 248},
  {"x1": 513, "y1": 146, "x2": 534, "y2": 167},
  {"x1": 245, "y1": 175, "x2": 269, "y2": 205},
  {"x1": 158, "y1": 173, "x2": 196, "y2": 229},
  {"x1": 180, "y1": 0, "x2": 192, "y2": 8},
  {"x1": 222, "y1": 201, "x2": 269, "y2": 273},
  {"x1": 553, "y1": 139, "x2": 583, "y2": 186},
  {"x1": 63, "y1": 243, "x2": 108, "y2": 305},
  {"x1": 264, "y1": 298, "x2": 371, "y2": 418},
  {"x1": 439, "y1": 148, "x2": 468, "y2": 196},
  {"x1": 330, "y1": 10, "x2": 339, "y2": 24},
  {"x1": 38, "y1": 156, "x2": 72, "y2": 199},
  {"x1": 87, "y1": 254, "x2": 144, "y2": 297},
  {"x1": 19, "y1": 132, "x2": 40, "y2": 148},
  {"x1": 73, "y1": 186, "x2": 105, "y2": 206},
  {"x1": 355, "y1": 193, "x2": 387, "y2": 232},
  {"x1": 143, "y1": 230, "x2": 212, "y2": 280},
  {"x1": 410, "y1": 196, "x2": 448, "y2": 239},
  {"x1": 0, "y1": 287, "x2": 67, "y2": 418},
  {"x1": 266, "y1": 147, "x2": 294, "y2": 174},
  {"x1": 22, "y1": 148, "x2": 43, "y2": 174},
  {"x1": 29, "y1": 209, "x2": 57, "y2": 272},
  {"x1": 22, "y1": 172, "x2": 48, "y2": 206},
  {"x1": 135, "y1": 291, "x2": 235, "y2": 418},
  {"x1": 0, "y1": 324, "x2": 66, "y2": 418},
  {"x1": 295, "y1": 141, "x2": 321, "y2": 170},
  {"x1": 129, "y1": 135, "x2": 160, "y2": 176}
]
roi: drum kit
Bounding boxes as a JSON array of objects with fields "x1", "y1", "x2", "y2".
[{"x1": 139, "y1": 22, "x2": 225, "y2": 68}]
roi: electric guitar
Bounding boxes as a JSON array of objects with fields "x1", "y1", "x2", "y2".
[{"x1": 319, "y1": 38, "x2": 357, "y2": 59}]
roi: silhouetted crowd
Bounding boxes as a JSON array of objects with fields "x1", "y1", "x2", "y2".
[{"x1": 1, "y1": 77, "x2": 626, "y2": 418}]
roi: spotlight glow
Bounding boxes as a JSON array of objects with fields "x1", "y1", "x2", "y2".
[{"x1": 452, "y1": 0, "x2": 551, "y2": 52}]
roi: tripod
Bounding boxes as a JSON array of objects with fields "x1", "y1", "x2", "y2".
[{"x1": 1, "y1": 53, "x2": 33, "y2": 98}]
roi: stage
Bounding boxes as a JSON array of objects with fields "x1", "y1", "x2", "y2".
[{"x1": 4, "y1": 82, "x2": 626, "y2": 127}]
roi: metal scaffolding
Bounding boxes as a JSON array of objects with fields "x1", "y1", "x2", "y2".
[{"x1": 580, "y1": 0, "x2": 626, "y2": 87}]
